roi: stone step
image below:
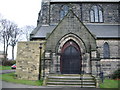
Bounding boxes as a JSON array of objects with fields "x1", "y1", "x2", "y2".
[
  {"x1": 48, "y1": 79, "x2": 95, "y2": 82},
  {"x1": 46, "y1": 74, "x2": 96, "y2": 88},
  {"x1": 48, "y1": 76, "x2": 94, "y2": 79},
  {"x1": 47, "y1": 82, "x2": 95, "y2": 85},
  {"x1": 47, "y1": 85, "x2": 96, "y2": 88},
  {"x1": 49, "y1": 74, "x2": 92, "y2": 76}
]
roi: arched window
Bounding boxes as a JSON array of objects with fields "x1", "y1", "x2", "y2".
[
  {"x1": 60, "y1": 5, "x2": 69, "y2": 20},
  {"x1": 103, "y1": 42, "x2": 110, "y2": 58},
  {"x1": 90, "y1": 5, "x2": 103, "y2": 22}
]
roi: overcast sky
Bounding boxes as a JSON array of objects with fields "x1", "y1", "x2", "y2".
[
  {"x1": 0, "y1": 0, "x2": 42, "y2": 59},
  {"x1": 0, "y1": 0, "x2": 42, "y2": 27}
]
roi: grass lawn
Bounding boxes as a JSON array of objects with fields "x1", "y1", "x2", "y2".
[
  {"x1": 100, "y1": 79, "x2": 120, "y2": 88},
  {"x1": 0, "y1": 65, "x2": 11, "y2": 70},
  {"x1": 0, "y1": 72, "x2": 43, "y2": 86}
]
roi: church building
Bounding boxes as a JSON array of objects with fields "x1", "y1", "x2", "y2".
[{"x1": 16, "y1": 0, "x2": 119, "y2": 87}]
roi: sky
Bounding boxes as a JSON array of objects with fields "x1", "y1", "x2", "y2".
[
  {"x1": 0, "y1": 0, "x2": 42, "y2": 27},
  {"x1": 0, "y1": 0, "x2": 42, "y2": 59}
]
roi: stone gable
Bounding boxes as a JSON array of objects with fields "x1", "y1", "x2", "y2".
[{"x1": 46, "y1": 10, "x2": 96, "y2": 53}]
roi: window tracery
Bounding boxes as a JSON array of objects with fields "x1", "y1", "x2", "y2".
[{"x1": 90, "y1": 5, "x2": 103, "y2": 22}]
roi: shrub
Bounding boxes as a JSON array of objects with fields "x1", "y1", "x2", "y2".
[
  {"x1": 3, "y1": 60, "x2": 16, "y2": 66},
  {"x1": 111, "y1": 69, "x2": 120, "y2": 79}
]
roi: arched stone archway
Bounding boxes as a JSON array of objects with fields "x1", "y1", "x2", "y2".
[
  {"x1": 53, "y1": 34, "x2": 87, "y2": 74},
  {"x1": 57, "y1": 33, "x2": 86, "y2": 55},
  {"x1": 45, "y1": 33, "x2": 97, "y2": 75}
]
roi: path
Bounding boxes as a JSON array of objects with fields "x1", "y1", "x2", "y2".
[
  {"x1": 0, "y1": 70, "x2": 15, "y2": 74},
  {"x1": 0, "y1": 80, "x2": 50, "y2": 88}
]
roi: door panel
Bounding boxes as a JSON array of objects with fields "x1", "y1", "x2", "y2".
[{"x1": 61, "y1": 45, "x2": 81, "y2": 74}]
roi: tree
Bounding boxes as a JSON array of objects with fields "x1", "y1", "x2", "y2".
[
  {"x1": 0, "y1": 19, "x2": 13, "y2": 63},
  {"x1": 9, "y1": 24, "x2": 22, "y2": 60},
  {"x1": 0, "y1": 19, "x2": 21, "y2": 62},
  {"x1": 21, "y1": 25, "x2": 35, "y2": 41},
  {"x1": 0, "y1": 13, "x2": 3, "y2": 42}
]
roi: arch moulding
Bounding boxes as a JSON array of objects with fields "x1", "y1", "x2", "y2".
[{"x1": 57, "y1": 33, "x2": 87, "y2": 55}]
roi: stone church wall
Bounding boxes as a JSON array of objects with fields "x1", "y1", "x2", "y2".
[
  {"x1": 82, "y1": 3, "x2": 119, "y2": 24},
  {"x1": 39, "y1": 2, "x2": 119, "y2": 25},
  {"x1": 96, "y1": 39, "x2": 120, "y2": 76},
  {"x1": 96, "y1": 39, "x2": 119, "y2": 58},
  {"x1": 16, "y1": 41, "x2": 45, "y2": 80},
  {"x1": 100, "y1": 59, "x2": 119, "y2": 76}
]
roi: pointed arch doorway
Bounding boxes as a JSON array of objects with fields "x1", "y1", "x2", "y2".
[{"x1": 60, "y1": 40, "x2": 82, "y2": 74}]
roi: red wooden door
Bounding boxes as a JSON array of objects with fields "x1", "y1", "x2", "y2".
[{"x1": 61, "y1": 41, "x2": 82, "y2": 74}]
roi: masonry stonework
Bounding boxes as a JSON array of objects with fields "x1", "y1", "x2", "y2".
[
  {"x1": 39, "y1": 3, "x2": 119, "y2": 25},
  {"x1": 16, "y1": 41, "x2": 45, "y2": 80},
  {"x1": 96, "y1": 40, "x2": 120, "y2": 76},
  {"x1": 16, "y1": 1, "x2": 119, "y2": 81},
  {"x1": 96, "y1": 40, "x2": 119, "y2": 58}
]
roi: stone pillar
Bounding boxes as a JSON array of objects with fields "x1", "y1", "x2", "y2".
[
  {"x1": 44, "y1": 52, "x2": 51, "y2": 75},
  {"x1": 50, "y1": 53, "x2": 56, "y2": 73},
  {"x1": 86, "y1": 53, "x2": 92, "y2": 74},
  {"x1": 57, "y1": 55, "x2": 61, "y2": 73}
]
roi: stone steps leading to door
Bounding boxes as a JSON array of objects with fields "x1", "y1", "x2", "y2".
[{"x1": 46, "y1": 74, "x2": 96, "y2": 88}]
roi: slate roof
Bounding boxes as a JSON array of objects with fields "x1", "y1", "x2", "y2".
[
  {"x1": 30, "y1": 24, "x2": 119, "y2": 39},
  {"x1": 30, "y1": 25, "x2": 56, "y2": 38},
  {"x1": 86, "y1": 24, "x2": 119, "y2": 38}
]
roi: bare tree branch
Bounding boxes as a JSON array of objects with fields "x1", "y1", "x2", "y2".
[
  {"x1": 21, "y1": 25, "x2": 35, "y2": 41},
  {"x1": 0, "y1": 19, "x2": 12, "y2": 62},
  {"x1": 9, "y1": 24, "x2": 22, "y2": 60},
  {"x1": 0, "y1": 18, "x2": 22, "y2": 62}
]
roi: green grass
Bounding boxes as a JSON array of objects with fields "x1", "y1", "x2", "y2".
[
  {"x1": 100, "y1": 79, "x2": 120, "y2": 88},
  {"x1": 0, "y1": 65, "x2": 11, "y2": 70},
  {"x1": 0, "y1": 73, "x2": 43, "y2": 86}
]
